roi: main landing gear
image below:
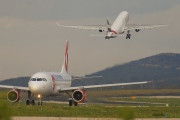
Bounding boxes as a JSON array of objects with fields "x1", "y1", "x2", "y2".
[
  {"x1": 26, "y1": 99, "x2": 35, "y2": 105},
  {"x1": 105, "y1": 36, "x2": 109, "y2": 39},
  {"x1": 126, "y1": 30, "x2": 131, "y2": 39},
  {"x1": 69, "y1": 99, "x2": 78, "y2": 106},
  {"x1": 67, "y1": 92, "x2": 78, "y2": 106},
  {"x1": 26, "y1": 91, "x2": 35, "y2": 105}
]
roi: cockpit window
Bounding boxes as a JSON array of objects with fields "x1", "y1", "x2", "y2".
[
  {"x1": 37, "y1": 78, "x2": 42, "y2": 81},
  {"x1": 30, "y1": 78, "x2": 36, "y2": 81},
  {"x1": 30, "y1": 78, "x2": 47, "y2": 81}
]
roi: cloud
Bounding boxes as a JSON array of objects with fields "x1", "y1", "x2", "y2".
[
  {"x1": 0, "y1": 1, "x2": 180, "y2": 80},
  {"x1": 0, "y1": 0, "x2": 179, "y2": 20}
]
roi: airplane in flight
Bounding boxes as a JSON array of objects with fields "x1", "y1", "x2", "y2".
[
  {"x1": 0, "y1": 40, "x2": 150, "y2": 106},
  {"x1": 57, "y1": 11, "x2": 168, "y2": 39}
]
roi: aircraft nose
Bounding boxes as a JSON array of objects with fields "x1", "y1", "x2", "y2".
[{"x1": 28, "y1": 81, "x2": 44, "y2": 94}]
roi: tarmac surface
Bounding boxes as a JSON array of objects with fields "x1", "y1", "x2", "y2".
[{"x1": 12, "y1": 117, "x2": 180, "y2": 120}]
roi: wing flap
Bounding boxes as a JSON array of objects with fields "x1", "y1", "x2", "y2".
[
  {"x1": 125, "y1": 24, "x2": 169, "y2": 31},
  {"x1": 57, "y1": 23, "x2": 107, "y2": 31}
]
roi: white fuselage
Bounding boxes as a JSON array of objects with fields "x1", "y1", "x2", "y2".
[
  {"x1": 28, "y1": 72, "x2": 72, "y2": 96},
  {"x1": 107, "y1": 11, "x2": 129, "y2": 38}
]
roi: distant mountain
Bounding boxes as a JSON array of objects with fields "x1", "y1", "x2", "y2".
[
  {"x1": 81, "y1": 53, "x2": 180, "y2": 88},
  {"x1": 0, "y1": 77, "x2": 29, "y2": 87},
  {"x1": 1, "y1": 53, "x2": 180, "y2": 89}
]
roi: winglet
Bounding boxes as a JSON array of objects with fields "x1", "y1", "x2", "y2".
[{"x1": 61, "y1": 40, "x2": 69, "y2": 74}]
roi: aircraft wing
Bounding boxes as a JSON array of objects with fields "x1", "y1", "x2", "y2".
[
  {"x1": 0, "y1": 85, "x2": 29, "y2": 91},
  {"x1": 73, "y1": 76, "x2": 102, "y2": 80},
  {"x1": 57, "y1": 23, "x2": 107, "y2": 31},
  {"x1": 59, "y1": 81, "x2": 151, "y2": 91},
  {"x1": 125, "y1": 24, "x2": 168, "y2": 31}
]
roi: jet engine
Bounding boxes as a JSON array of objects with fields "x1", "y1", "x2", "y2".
[
  {"x1": 135, "y1": 29, "x2": 141, "y2": 32},
  {"x1": 72, "y1": 90, "x2": 86, "y2": 103},
  {"x1": 7, "y1": 90, "x2": 20, "y2": 103}
]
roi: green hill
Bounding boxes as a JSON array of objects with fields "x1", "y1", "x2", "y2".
[
  {"x1": 73, "y1": 53, "x2": 180, "y2": 89},
  {"x1": 1, "y1": 53, "x2": 180, "y2": 89}
]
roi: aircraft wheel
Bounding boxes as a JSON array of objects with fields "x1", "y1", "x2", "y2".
[
  {"x1": 69, "y1": 100, "x2": 72, "y2": 106},
  {"x1": 126, "y1": 34, "x2": 131, "y2": 39},
  {"x1": 126, "y1": 35, "x2": 129, "y2": 39},
  {"x1": 74, "y1": 101, "x2": 78, "y2": 106},
  {"x1": 32, "y1": 100, "x2": 35, "y2": 105},
  {"x1": 26, "y1": 100, "x2": 30, "y2": 105}
]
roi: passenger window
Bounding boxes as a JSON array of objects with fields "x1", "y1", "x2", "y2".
[{"x1": 43, "y1": 78, "x2": 47, "y2": 81}]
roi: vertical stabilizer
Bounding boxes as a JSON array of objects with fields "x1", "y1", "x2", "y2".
[{"x1": 61, "y1": 40, "x2": 68, "y2": 74}]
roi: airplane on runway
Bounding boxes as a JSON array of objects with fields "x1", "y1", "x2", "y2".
[
  {"x1": 0, "y1": 40, "x2": 151, "y2": 106},
  {"x1": 57, "y1": 11, "x2": 168, "y2": 39}
]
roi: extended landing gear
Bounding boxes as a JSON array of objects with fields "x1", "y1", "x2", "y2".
[
  {"x1": 37, "y1": 94, "x2": 43, "y2": 110},
  {"x1": 37, "y1": 95, "x2": 43, "y2": 105},
  {"x1": 126, "y1": 30, "x2": 131, "y2": 39},
  {"x1": 105, "y1": 36, "x2": 109, "y2": 39},
  {"x1": 26, "y1": 91, "x2": 35, "y2": 105},
  {"x1": 67, "y1": 92, "x2": 78, "y2": 106},
  {"x1": 26, "y1": 99, "x2": 35, "y2": 105},
  {"x1": 69, "y1": 100, "x2": 72, "y2": 106},
  {"x1": 69, "y1": 99, "x2": 78, "y2": 106}
]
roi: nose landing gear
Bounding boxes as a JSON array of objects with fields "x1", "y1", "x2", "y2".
[
  {"x1": 69, "y1": 99, "x2": 78, "y2": 106},
  {"x1": 105, "y1": 36, "x2": 109, "y2": 39},
  {"x1": 37, "y1": 94, "x2": 43, "y2": 110}
]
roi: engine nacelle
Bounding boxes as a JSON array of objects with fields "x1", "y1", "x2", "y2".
[
  {"x1": 72, "y1": 90, "x2": 86, "y2": 103},
  {"x1": 135, "y1": 29, "x2": 141, "y2": 32},
  {"x1": 7, "y1": 90, "x2": 20, "y2": 103},
  {"x1": 99, "y1": 29, "x2": 103, "y2": 32}
]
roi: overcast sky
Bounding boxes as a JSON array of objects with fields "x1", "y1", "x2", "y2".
[{"x1": 0, "y1": 0, "x2": 180, "y2": 80}]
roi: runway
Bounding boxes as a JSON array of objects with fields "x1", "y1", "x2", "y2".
[{"x1": 12, "y1": 117, "x2": 180, "y2": 120}]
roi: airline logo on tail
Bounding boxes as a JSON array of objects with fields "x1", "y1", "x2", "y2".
[{"x1": 106, "y1": 17, "x2": 117, "y2": 34}]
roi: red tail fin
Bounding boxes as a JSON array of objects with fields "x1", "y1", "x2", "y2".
[
  {"x1": 65, "y1": 40, "x2": 68, "y2": 72},
  {"x1": 61, "y1": 40, "x2": 68, "y2": 73}
]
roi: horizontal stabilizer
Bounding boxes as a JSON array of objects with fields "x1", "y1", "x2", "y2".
[{"x1": 89, "y1": 34, "x2": 125, "y2": 37}]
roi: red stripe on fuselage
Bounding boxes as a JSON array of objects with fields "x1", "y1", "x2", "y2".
[
  {"x1": 111, "y1": 30, "x2": 117, "y2": 34},
  {"x1": 51, "y1": 75, "x2": 56, "y2": 91}
]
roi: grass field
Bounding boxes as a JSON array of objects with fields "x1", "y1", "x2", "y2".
[
  {"x1": 3, "y1": 102, "x2": 180, "y2": 118},
  {"x1": 107, "y1": 97, "x2": 180, "y2": 107},
  {"x1": 1, "y1": 89, "x2": 180, "y2": 118}
]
